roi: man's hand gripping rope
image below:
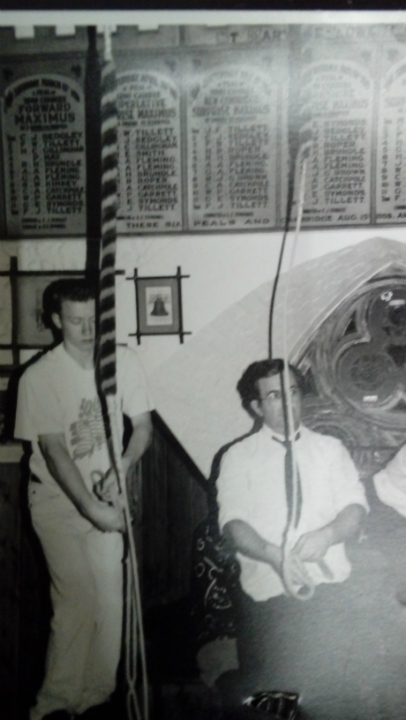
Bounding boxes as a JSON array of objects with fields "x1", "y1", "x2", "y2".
[
  {"x1": 92, "y1": 468, "x2": 125, "y2": 532},
  {"x1": 281, "y1": 527, "x2": 335, "y2": 600}
]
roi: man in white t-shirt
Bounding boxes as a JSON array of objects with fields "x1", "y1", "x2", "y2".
[
  {"x1": 216, "y1": 359, "x2": 368, "y2": 719},
  {"x1": 15, "y1": 279, "x2": 153, "y2": 720}
]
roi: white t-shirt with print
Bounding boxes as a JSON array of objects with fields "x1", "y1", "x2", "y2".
[{"x1": 15, "y1": 343, "x2": 153, "y2": 493}]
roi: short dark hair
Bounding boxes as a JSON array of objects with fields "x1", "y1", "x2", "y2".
[
  {"x1": 237, "y1": 359, "x2": 304, "y2": 414},
  {"x1": 43, "y1": 278, "x2": 97, "y2": 318}
]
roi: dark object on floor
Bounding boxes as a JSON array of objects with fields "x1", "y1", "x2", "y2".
[
  {"x1": 42, "y1": 711, "x2": 74, "y2": 720},
  {"x1": 78, "y1": 700, "x2": 113, "y2": 719},
  {"x1": 145, "y1": 598, "x2": 199, "y2": 681},
  {"x1": 157, "y1": 680, "x2": 222, "y2": 720},
  {"x1": 243, "y1": 691, "x2": 299, "y2": 719}
]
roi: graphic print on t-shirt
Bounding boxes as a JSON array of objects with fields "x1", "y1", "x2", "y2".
[{"x1": 70, "y1": 397, "x2": 106, "y2": 460}]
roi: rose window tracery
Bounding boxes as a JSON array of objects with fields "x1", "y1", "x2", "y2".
[{"x1": 298, "y1": 273, "x2": 406, "y2": 476}]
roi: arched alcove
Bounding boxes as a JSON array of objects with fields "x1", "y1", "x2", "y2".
[{"x1": 298, "y1": 264, "x2": 406, "y2": 478}]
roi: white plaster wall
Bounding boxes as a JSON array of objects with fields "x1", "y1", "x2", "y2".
[
  {"x1": 18, "y1": 232, "x2": 283, "y2": 369},
  {"x1": 17, "y1": 226, "x2": 406, "y2": 368},
  {"x1": 16, "y1": 228, "x2": 406, "y2": 475},
  {"x1": 117, "y1": 233, "x2": 280, "y2": 373},
  {"x1": 149, "y1": 235, "x2": 406, "y2": 476}
]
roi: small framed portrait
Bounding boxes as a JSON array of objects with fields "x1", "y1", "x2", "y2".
[
  {"x1": 130, "y1": 268, "x2": 190, "y2": 343},
  {"x1": 137, "y1": 277, "x2": 180, "y2": 335},
  {"x1": 16, "y1": 272, "x2": 83, "y2": 348}
]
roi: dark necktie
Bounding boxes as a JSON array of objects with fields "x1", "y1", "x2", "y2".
[{"x1": 272, "y1": 432, "x2": 302, "y2": 529}]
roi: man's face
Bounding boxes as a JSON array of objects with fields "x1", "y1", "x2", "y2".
[
  {"x1": 52, "y1": 299, "x2": 96, "y2": 352},
  {"x1": 251, "y1": 370, "x2": 302, "y2": 434}
]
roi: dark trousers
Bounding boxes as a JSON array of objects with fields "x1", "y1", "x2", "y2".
[{"x1": 230, "y1": 573, "x2": 406, "y2": 720}]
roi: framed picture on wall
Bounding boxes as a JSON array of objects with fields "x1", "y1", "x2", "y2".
[
  {"x1": 131, "y1": 267, "x2": 190, "y2": 343},
  {"x1": 16, "y1": 272, "x2": 84, "y2": 348},
  {"x1": 137, "y1": 277, "x2": 179, "y2": 335}
]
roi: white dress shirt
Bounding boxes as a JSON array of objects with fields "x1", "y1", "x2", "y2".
[
  {"x1": 374, "y1": 444, "x2": 406, "y2": 518},
  {"x1": 217, "y1": 424, "x2": 368, "y2": 601}
]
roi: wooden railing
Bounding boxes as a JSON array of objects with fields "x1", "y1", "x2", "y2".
[{"x1": 130, "y1": 411, "x2": 209, "y2": 609}]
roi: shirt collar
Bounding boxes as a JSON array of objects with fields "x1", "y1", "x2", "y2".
[{"x1": 262, "y1": 424, "x2": 302, "y2": 443}]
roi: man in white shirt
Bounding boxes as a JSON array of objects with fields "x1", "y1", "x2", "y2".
[
  {"x1": 374, "y1": 444, "x2": 406, "y2": 520},
  {"x1": 216, "y1": 359, "x2": 368, "y2": 719},
  {"x1": 15, "y1": 279, "x2": 153, "y2": 720}
]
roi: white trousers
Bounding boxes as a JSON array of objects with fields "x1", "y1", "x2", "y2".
[{"x1": 28, "y1": 481, "x2": 124, "y2": 720}]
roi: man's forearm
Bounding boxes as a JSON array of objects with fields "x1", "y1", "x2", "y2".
[
  {"x1": 40, "y1": 441, "x2": 94, "y2": 515},
  {"x1": 223, "y1": 519, "x2": 282, "y2": 573},
  {"x1": 224, "y1": 519, "x2": 317, "y2": 589},
  {"x1": 40, "y1": 438, "x2": 125, "y2": 532},
  {"x1": 122, "y1": 414, "x2": 152, "y2": 476},
  {"x1": 322, "y1": 503, "x2": 366, "y2": 546},
  {"x1": 293, "y1": 503, "x2": 366, "y2": 563}
]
